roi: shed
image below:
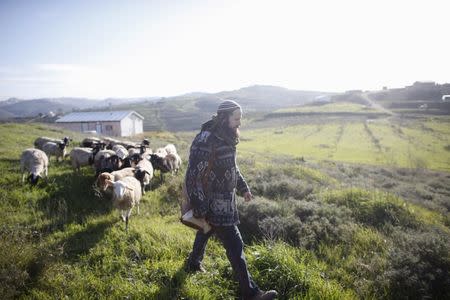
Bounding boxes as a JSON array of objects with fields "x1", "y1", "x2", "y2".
[{"x1": 55, "y1": 110, "x2": 144, "y2": 137}]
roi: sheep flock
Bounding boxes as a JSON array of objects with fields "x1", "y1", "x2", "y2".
[{"x1": 21, "y1": 135, "x2": 182, "y2": 231}]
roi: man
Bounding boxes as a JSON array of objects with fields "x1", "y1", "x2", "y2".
[{"x1": 184, "y1": 100, "x2": 278, "y2": 300}]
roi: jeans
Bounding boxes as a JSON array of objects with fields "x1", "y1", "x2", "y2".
[{"x1": 188, "y1": 225, "x2": 260, "y2": 299}]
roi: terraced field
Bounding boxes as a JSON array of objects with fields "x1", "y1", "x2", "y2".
[{"x1": 240, "y1": 116, "x2": 450, "y2": 172}]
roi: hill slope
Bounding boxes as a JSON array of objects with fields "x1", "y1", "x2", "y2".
[{"x1": 1, "y1": 123, "x2": 449, "y2": 299}]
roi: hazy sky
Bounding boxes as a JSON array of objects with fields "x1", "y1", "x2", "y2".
[{"x1": 0, "y1": 0, "x2": 448, "y2": 100}]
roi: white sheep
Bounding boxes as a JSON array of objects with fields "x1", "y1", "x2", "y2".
[
  {"x1": 112, "y1": 144, "x2": 128, "y2": 160},
  {"x1": 164, "y1": 143, "x2": 177, "y2": 155},
  {"x1": 105, "y1": 176, "x2": 142, "y2": 231},
  {"x1": 155, "y1": 147, "x2": 168, "y2": 158},
  {"x1": 134, "y1": 158, "x2": 153, "y2": 194},
  {"x1": 165, "y1": 153, "x2": 182, "y2": 175},
  {"x1": 70, "y1": 147, "x2": 96, "y2": 172},
  {"x1": 42, "y1": 141, "x2": 67, "y2": 162},
  {"x1": 95, "y1": 167, "x2": 137, "y2": 196},
  {"x1": 20, "y1": 148, "x2": 49, "y2": 185}
]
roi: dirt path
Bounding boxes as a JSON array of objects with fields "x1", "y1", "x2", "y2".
[{"x1": 361, "y1": 92, "x2": 396, "y2": 116}]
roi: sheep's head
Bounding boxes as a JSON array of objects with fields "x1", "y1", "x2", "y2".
[
  {"x1": 106, "y1": 179, "x2": 134, "y2": 198},
  {"x1": 27, "y1": 173, "x2": 40, "y2": 185},
  {"x1": 134, "y1": 167, "x2": 149, "y2": 181},
  {"x1": 63, "y1": 136, "x2": 72, "y2": 146},
  {"x1": 58, "y1": 142, "x2": 66, "y2": 150},
  {"x1": 97, "y1": 173, "x2": 114, "y2": 191}
]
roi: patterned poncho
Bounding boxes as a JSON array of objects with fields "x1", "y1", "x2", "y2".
[{"x1": 185, "y1": 127, "x2": 250, "y2": 226}]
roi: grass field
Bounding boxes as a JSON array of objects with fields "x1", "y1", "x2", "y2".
[
  {"x1": 275, "y1": 102, "x2": 379, "y2": 113},
  {"x1": 0, "y1": 120, "x2": 449, "y2": 299},
  {"x1": 239, "y1": 116, "x2": 450, "y2": 172}
]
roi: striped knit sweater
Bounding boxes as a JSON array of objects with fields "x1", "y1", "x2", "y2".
[{"x1": 185, "y1": 129, "x2": 250, "y2": 226}]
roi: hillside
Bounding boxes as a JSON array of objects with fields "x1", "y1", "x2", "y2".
[
  {"x1": 0, "y1": 97, "x2": 158, "y2": 119},
  {"x1": 1, "y1": 122, "x2": 449, "y2": 299},
  {"x1": 0, "y1": 86, "x2": 328, "y2": 129}
]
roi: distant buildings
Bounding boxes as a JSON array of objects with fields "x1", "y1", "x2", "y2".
[{"x1": 55, "y1": 110, "x2": 144, "y2": 137}]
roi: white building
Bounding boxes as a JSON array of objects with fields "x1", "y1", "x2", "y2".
[{"x1": 55, "y1": 110, "x2": 144, "y2": 137}]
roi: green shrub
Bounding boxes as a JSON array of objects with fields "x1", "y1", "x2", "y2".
[
  {"x1": 323, "y1": 189, "x2": 420, "y2": 230},
  {"x1": 384, "y1": 228, "x2": 450, "y2": 299}
]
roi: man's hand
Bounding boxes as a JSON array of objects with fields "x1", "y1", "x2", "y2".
[{"x1": 244, "y1": 191, "x2": 253, "y2": 202}]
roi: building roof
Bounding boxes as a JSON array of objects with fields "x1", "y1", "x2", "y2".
[{"x1": 55, "y1": 110, "x2": 144, "y2": 123}]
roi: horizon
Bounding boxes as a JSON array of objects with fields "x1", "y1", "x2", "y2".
[
  {"x1": 0, "y1": 80, "x2": 449, "y2": 102},
  {"x1": 1, "y1": 0, "x2": 449, "y2": 100}
]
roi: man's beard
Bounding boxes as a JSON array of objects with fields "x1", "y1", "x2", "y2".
[{"x1": 226, "y1": 126, "x2": 240, "y2": 139}]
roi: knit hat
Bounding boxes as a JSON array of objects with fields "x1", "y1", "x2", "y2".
[{"x1": 217, "y1": 100, "x2": 241, "y2": 114}]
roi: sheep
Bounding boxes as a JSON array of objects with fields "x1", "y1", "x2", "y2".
[
  {"x1": 134, "y1": 158, "x2": 153, "y2": 194},
  {"x1": 105, "y1": 176, "x2": 142, "y2": 231},
  {"x1": 93, "y1": 150, "x2": 118, "y2": 176},
  {"x1": 164, "y1": 143, "x2": 177, "y2": 155},
  {"x1": 42, "y1": 141, "x2": 67, "y2": 162},
  {"x1": 127, "y1": 147, "x2": 140, "y2": 157},
  {"x1": 129, "y1": 145, "x2": 152, "y2": 158},
  {"x1": 154, "y1": 147, "x2": 168, "y2": 158},
  {"x1": 122, "y1": 153, "x2": 143, "y2": 168},
  {"x1": 97, "y1": 154, "x2": 123, "y2": 175},
  {"x1": 112, "y1": 144, "x2": 128, "y2": 160},
  {"x1": 70, "y1": 147, "x2": 98, "y2": 172},
  {"x1": 96, "y1": 167, "x2": 136, "y2": 194},
  {"x1": 34, "y1": 136, "x2": 71, "y2": 150},
  {"x1": 115, "y1": 140, "x2": 138, "y2": 149},
  {"x1": 149, "y1": 153, "x2": 172, "y2": 182},
  {"x1": 20, "y1": 148, "x2": 49, "y2": 185},
  {"x1": 165, "y1": 152, "x2": 182, "y2": 175},
  {"x1": 80, "y1": 137, "x2": 102, "y2": 148}
]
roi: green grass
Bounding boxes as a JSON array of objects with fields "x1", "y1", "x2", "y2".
[
  {"x1": 275, "y1": 102, "x2": 379, "y2": 113},
  {"x1": 1, "y1": 122, "x2": 449, "y2": 299},
  {"x1": 240, "y1": 117, "x2": 450, "y2": 172}
]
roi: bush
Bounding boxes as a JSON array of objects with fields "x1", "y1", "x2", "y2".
[
  {"x1": 323, "y1": 189, "x2": 420, "y2": 230},
  {"x1": 292, "y1": 200, "x2": 356, "y2": 250},
  {"x1": 384, "y1": 228, "x2": 450, "y2": 299}
]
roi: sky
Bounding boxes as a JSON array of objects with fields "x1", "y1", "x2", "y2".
[{"x1": 0, "y1": 0, "x2": 449, "y2": 100}]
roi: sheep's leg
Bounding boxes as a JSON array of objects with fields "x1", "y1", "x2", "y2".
[
  {"x1": 22, "y1": 172, "x2": 25, "y2": 183},
  {"x1": 125, "y1": 209, "x2": 131, "y2": 231},
  {"x1": 137, "y1": 204, "x2": 140, "y2": 215},
  {"x1": 120, "y1": 210, "x2": 126, "y2": 222}
]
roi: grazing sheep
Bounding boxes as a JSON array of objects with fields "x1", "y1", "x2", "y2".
[
  {"x1": 134, "y1": 158, "x2": 153, "y2": 194},
  {"x1": 164, "y1": 143, "x2": 177, "y2": 155},
  {"x1": 96, "y1": 167, "x2": 137, "y2": 195},
  {"x1": 80, "y1": 137, "x2": 102, "y2": 148},
  {"x1": 70, "y1": 147, "x2": 98, "y2": 172},
  {"x1": 96, "y1": 167, "x2": 136, "y2": 193},
  {"x1": 165, "y1": 152, "x2": 182, "y2": 175},
  {"x1": 97, "y1": 154, "x2": 123, "y2": 175},
  {"x1": 93, "y1": 149, "x2": 116, "y2": 173},
  {"x1": 149, "y1": 153, "x2": 171, "y2": 182},
  {"x1": 112, "y1": 144, "x2": 128, "y2": 160},
  {"x1": 115, "y1": 140, "x2": 137, "y2": 149},
  {"x1": 34, "y1": 136, "x2": 71, "y2": 150},
  {"x1": 105, "y1": 176, "x2": 142, "y2": 231},
  {"x1": 42, "y1": 141, "x2": 67, "y2": 162},
  {"x1": 124, "y1": 153, "x2": 143, "y2": 168},
  {"x1": 20, "y1": 148, "x2": 49, "y2": 185},
  {"x1": 155, "y1": 147, "x2": 168, "y2": 158}
]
